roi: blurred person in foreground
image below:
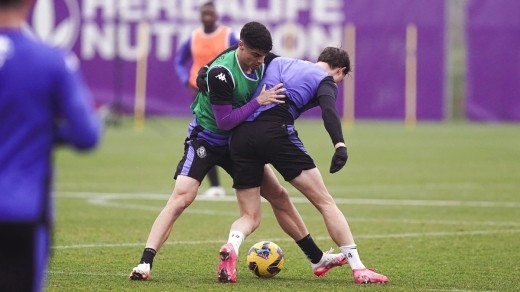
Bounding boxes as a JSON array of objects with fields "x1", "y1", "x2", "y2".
[
  {"x1": 174, "y1": 1, "x2": 238, "y2": 198},
  {"x1": 129, "y1": 21, "x2": 347, "y2": 283},
  {"x1": 219, "y1": 47, "x2": 389, "y2": 284},
  {"x1": 0, "y1": 0, "x2": 102, "y2": 290}
]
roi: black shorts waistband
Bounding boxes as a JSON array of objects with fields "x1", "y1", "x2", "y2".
[{"x1": 255, "y1": 103, "x2": 295, "y2": 124}]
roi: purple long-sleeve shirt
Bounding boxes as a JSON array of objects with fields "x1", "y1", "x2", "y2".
[{"x1": 0, "y1": 29, "x2": 102, "y2": 222}]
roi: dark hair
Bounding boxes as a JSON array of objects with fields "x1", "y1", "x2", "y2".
[
  {"x1": 0, "y1": 0, "x2": 23, "y2": 8},
  {"x1": 240, "y1": 21, "x2": 273, "y2": 53},
  {"x1": 201, "y1": 1, "x2": 214, "y2": 9},
  {"x1": 317, "y1": 47, "x2": 351, "y2": 75}
]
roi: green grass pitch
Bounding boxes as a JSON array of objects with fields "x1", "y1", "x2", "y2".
[{"x1": 48, "y1": 118, "x2": 520, "y2": 291}]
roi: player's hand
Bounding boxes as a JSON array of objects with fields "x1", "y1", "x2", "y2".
[
  {"x1": 255, "y1": 83, "x2": 286, "y2": 105},
  {"x1": 196, "y1": 66, "x2": 209, "y2": 92},
  {"x1": 330, "y1": 146, "x2": 348, "y2": 173}
]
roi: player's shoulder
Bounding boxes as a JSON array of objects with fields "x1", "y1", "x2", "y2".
[
  {"x1": 207, "y1": 65, "x2": 233, "y2": 85},
  {"x1": 272, "y1": 56, "x2": 308, "y2": 66},
  {"x1": 22, "y1": 33, "x2": 72, "y2": 68}
]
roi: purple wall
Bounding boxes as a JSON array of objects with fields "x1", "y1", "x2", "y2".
[
  {"x1": 466, "y1": 0, "x2": 520, "y2": 121},
  {"x1": 28, "y1": 0, "x2": 446, "y2": 120}
]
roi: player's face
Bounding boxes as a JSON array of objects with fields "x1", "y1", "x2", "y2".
[
  {"x1": 237, "y1": 41, "x2": 267, "y2": 72},
  {"x1": 200, "y1": 6, "x2": 217, "y2": 30},
  {"x1": 332, "y1": 68, "x2": 347, "y2": 84}
]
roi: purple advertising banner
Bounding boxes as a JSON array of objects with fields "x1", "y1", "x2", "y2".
[
  {"x1": 344, "y1": 0, "x2": 445, "y2": 120},
  {"x1": 466, "y1": 0, "x2": 520, "y2": 122},
  {"x1": 27, "y1": 0, "x2": 445, "y2": 120}
]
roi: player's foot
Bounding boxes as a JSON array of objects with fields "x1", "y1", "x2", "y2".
[
  {"x1": 129, "y1": 263, "x2": 150, "y2": 280},
  {"x1": 217, "y1": 243, "x2": 237, "y2": 283},
  {"x1": 311, "y1": 248, "x2": 348, "y2": 277},
  {"x1": 352, "y1": 268, "x2": 389, "y2": 284},
  {"x1": 201, "y1": 186, "x2": 226, "y2": 198}
]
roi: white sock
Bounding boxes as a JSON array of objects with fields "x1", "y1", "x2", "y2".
[
  {"x1": 227, "y1": 231, "x2": 244, "y2": 256},
  {"x1": 340, "y1": 244, "x2": 366, "y2": 269}
]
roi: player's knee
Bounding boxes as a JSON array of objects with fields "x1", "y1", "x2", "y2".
[
  {"x1": 239, "y1": 211, "x2": 261, "y2": 233},
  {"x1": 314, "y1": 195, "x2": 337, "y2": 213},
  {"x1": 169, "y1": 189, "x2": 196, "y2": 210},
  {"x1": 263, "y1": 186, "x2": 289, "y2": 204},
  {"x1": 251, "y1": 213, "x2": 262, "y2": 230}
]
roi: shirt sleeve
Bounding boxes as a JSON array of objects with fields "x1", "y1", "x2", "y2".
[
  {"x1": 174, "y1": 37, "x2": 192, "y2": 86},
  {"x1": 207, "y1": 66, "x2": 235, "y2": 105},
  {"x1": 211, "y1": 100, "x2": 260, "y2": 131},
  {"x1": 54, "y1": 52, "x2": 102, "y2": 150},
  {"x1": 207, "y1": 66, "x2": 261, "y2": 130},
  {"x1": 316, "y1": 77, "x2": 345, "y2": 145}
]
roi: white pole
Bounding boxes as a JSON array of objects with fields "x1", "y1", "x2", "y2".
[
  {"x1": 134, "y1": 21, "x2": 150, "y2": 132},
  {"x1": 343, "y1": 23, "x2": 356, "y2": 128},
  {"x1": 405, "y1": 24, "x2": 418, "y2": 128}
]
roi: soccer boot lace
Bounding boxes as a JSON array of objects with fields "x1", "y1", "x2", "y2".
[
  {"x1": 217, "y1": 243, "x2": 237, "y2": 283},
  {"x1": 129, "y1": 263, "x2": 150, "y2": 281},
  {"x1": 311, "y1": 248, "x2": 348, "y2": 277},
  {"x1": 352, "y1": 268, "x2": 389, "y2": 284}
]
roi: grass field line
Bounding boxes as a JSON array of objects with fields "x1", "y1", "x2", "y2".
[
  {"x1": 84, "y1": 197, "x2": 520, "y2": 227},
  {"x1": 48, "y1": 270, "x2": 129, "y2": 277},
  {"x1": 57, "y1": 191, "x2": 520, "y2": 208},
  {"x1": 51, "y1": 229, "x2": 520, "y2": 250}
]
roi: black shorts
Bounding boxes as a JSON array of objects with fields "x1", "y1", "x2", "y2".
[
  {"x1": 230, "y1": 120, "x2": 315, "y2": 189},
  {"x1": 174, "y1": 137, "x2": 234, "y2": 182},
  {"x1": 0, "y1": 222, "x2": 50, "y2": 291}
]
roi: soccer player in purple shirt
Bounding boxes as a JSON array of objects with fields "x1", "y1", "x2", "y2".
[
  {"x1": 223, "y1": 47, "x2": 389, "y2": 284},
  {"x1": 0, "y1": 0, "x2": 102, "y2": 290}
]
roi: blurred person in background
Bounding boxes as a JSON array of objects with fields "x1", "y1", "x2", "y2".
[
  {"x1": 0, "y1": 0, "x2": 102, "y2": 290},
  {"x1": 224, "y1": 47, "x2": 389, "y2": 284},
  {"x1": 174, "y1": 1, "x2": 238, "y2": 198},
  {"x1": 129, "y1": 21, "x2": 347, "y2": 283}
]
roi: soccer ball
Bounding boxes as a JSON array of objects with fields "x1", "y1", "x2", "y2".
[{"x1": 246, "y1": 241, "x2": 285, "y2": 278}]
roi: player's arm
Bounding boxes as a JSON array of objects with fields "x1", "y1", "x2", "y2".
[
  {"x1": 174, "y1": 37, "x2": 192, "y2": 86},
  {"x1": 316, "y1": 77, "x2": 348, "y2": 173},
  {"x1": 208, "y1": 67, "x2": 285, "y2": 131},
  {"x1": 54, "y1": 53, "x2": 102, "y2": 150}
]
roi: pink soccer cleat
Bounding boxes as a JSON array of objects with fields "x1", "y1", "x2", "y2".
[
  {"x1": 311, "y1": 249, "x2": 348, "y2": 277},
  {"x1": 352, "y1": 268, "x2": 389, "y2": 284},
  {"x1": 217, "y1": 243, "x2": 237, "y2": 283}
]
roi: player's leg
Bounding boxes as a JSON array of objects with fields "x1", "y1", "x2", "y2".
[
  {"x1": 144, "y1": 176, "x2": 200, "y2": 250},
  {"x1": 260, "y1": 165, "x2": 347, "y2": 276},
  {"x1": 290, "y1": 168, "x2": 353, "y2": 246},
  {"x1": 289, "y1": 169, "x2": 389, "y2": 283},
  {"x1": 231, "y1": 121, "x2": 347, "y2": 277},
  {"x1": 130, "y1": 137, "x2": 220, "y2": 280},
  {"x1": 216, "y1": 153, "x2": 263, "y2": 283},
  {"x1": 129, "y1": 176, "x2": 200, "y2": 280},
  {"x1": 218, "y1": 130, "x2": 265, "y2": 283},
  {"x1": 259, "y1": 165, "x2": 308, "y2": 239},
  {"x1": 217, "y1": 186, "x2": 262, "y2": 283},
  {"x1": 0, "y1": 223, "x2": 37, "y2": 291},
  {"x1": 268, "y1": 124, "x2": 386, "y2": 282}
]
